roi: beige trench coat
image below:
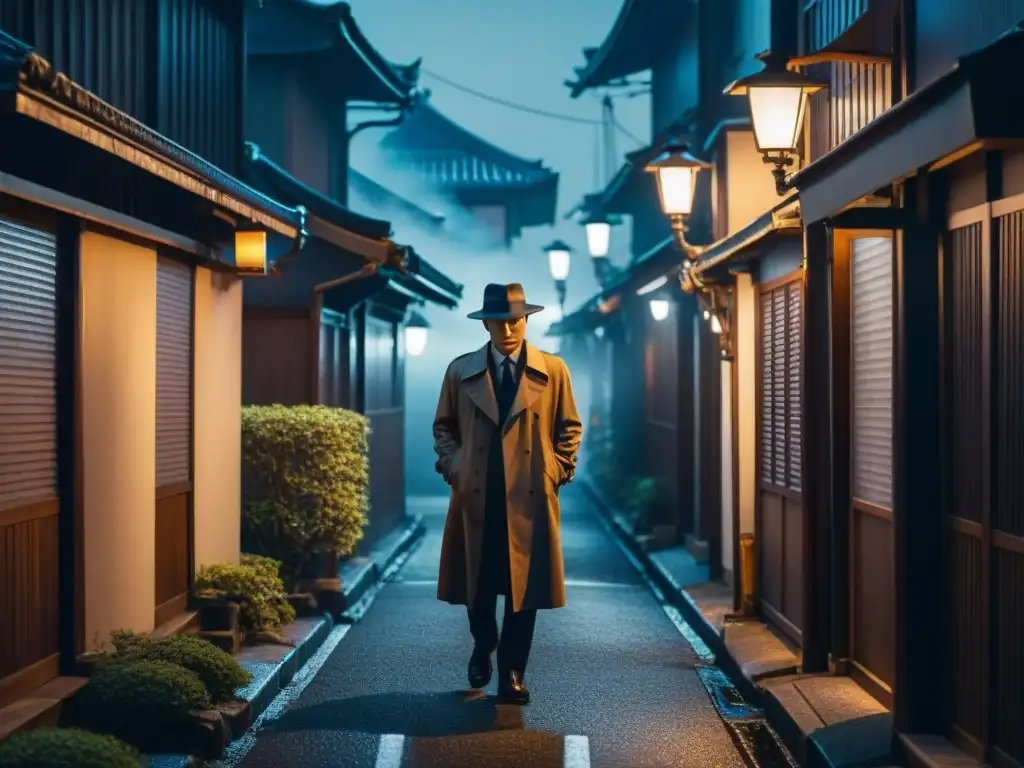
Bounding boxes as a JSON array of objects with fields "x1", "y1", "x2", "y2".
[{"x1": 433, "y1": 342, "x2": 582, "y2": 612}]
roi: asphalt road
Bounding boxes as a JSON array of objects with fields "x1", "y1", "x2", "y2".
[{"x1": 231, "y1": 486, "x2": 749, "y2": 768}]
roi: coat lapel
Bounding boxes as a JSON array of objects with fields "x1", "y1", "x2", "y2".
[
  {"x1": 460, "y1": 344, "x2": 499, "y2": 425},
  {"x1": 504, "y1": 342, "x2": 549, "y2": 429}
]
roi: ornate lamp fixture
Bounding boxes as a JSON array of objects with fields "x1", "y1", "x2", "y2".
[
  {"x1": 725, "y1": 51, "x2": 827, "y2": 195},
  {"x1": 543, "y1": 239, "x2": 574, "y2": 312}
]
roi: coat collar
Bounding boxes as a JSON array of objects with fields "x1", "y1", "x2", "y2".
[{"x1": 460, "y1": 342, "x2": 549, "y2": 428}]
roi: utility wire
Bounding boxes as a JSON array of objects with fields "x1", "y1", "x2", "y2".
[{"x1": 420, "y1": 67, "x2": 647, "y2": 145}]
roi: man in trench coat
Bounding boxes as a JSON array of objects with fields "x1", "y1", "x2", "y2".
[{"x1": 433, "y1": 282, "x2": 582, "y2": 704}]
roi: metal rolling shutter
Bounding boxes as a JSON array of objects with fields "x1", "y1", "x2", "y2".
[
  {"x1": 760, "y1": 291, "x2": 774, "y2": 483},
  {"x1": 771, "y1": 288, "x2": 787, "y2": 486},
  {"x1": 0, "y1": 219, "x2": 57, "y2": 511},
  {"x1": 156, "y1": 256, "x2": 192, "y2": 488},
  {"x1": 851, "y1": 237, "x2": 893, "y2": 508},
  {"x1": 786, "y1": 282, "x2": 803, "y2": 491}
]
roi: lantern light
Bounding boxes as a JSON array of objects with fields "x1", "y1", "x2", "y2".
[
  {"x1": 636, "y1": 275, "x2": 669, "y2": 296},
  {"x1": 543, "y1": 239, "x2": 573, "y2": 281},
  {"x1": 710, "y1": 313, "x2": 723, "y2": 334},
  {"x1": 582, "y1": 212, "x2": 612, "y2": 258},
  {"x1": 649, "y1": 299, "x2": 670, "y2": 322},
  {"x1": 644, "y1": 143, "x2": 712, "y2": 218},
  {"x1": 235, "y1": 229, "x2": 268, "y2": 274},
  {"x1": 725, "y1": 52, "x2": 826, "y2": 154},
  {"x1": 404, "y1": 310, "x2": 430, "y2": 357},
  {"x1": 594, "y1": 326, "x2": 605, "y2": 339}
]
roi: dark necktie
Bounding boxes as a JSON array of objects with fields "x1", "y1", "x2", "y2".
[{"x1": 500, "y1": 357, "x2": 515, "y2": 396}]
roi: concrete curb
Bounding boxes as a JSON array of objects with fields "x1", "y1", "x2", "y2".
[
  {"x1": 146, "y1": 614, "x2": 334, "y2": 767},
  {"x1": 338, "y1": 513, "x2": 426, "y2": 623}
]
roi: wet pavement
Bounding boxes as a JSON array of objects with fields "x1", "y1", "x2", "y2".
[{"x1": 225, "y1": 486, "x2": 766, "y2": 768}]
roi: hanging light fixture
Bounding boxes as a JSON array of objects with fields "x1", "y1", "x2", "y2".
[
  {"x1": 645, "y1": 142, "x2": 711, "y2": 254},
  {"x1": 649, "y1": 299, "x2": 670, "y2": 322},
  {"x1": 543, "y1": 239, "x2": 574, "y2": 312},
  {"x1": 725, "y1": 51, "x2": 827, "y2": 195},
  {"x1": 582, "y1": 211, "x2": 612, "y2": 258},
  {"x1": 404, "y1": 310, "x2": 430, "y2": 357}
]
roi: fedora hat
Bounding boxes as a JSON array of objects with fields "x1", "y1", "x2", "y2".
[{"x1": 466, "y1": 283, "x2": 545, "y2": 320}]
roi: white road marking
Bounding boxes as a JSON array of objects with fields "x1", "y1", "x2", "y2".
[
  {"x1": 564, "y1": 734, "x2": 592, "y2": 768},
  {"x1": 375, "y1": 733, "x2": 405, "y2": 768}
]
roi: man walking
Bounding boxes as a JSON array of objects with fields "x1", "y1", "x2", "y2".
[{"x1": 433, "y1": 283, "x2": 582, "y2": 704}]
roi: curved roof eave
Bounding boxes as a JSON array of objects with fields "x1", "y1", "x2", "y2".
[
  {"x1": 336, "y1": 3, "x2": 420, "y2": 102},
  {"x1": 567, "y1": 0, "x2": 695, "y2": 98},
  {"x1": 381, "y1": 100, "x2": 557, "y2": 181}
]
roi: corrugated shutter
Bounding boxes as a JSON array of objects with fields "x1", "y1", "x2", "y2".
[
  {"x1": 851, "y1": 237, "x2": 893, "y2": 508},
  {"x1": 0, "y1": 218, "x2": 58, "y2": 511},
  {"x1": 760, "y1": 277, "x2": 803, "y2": 491},
  {"x1": 156, "y1": 256, "x2": 192, "y2": 488},
  {"x1": 787, "y1": 281, "x2": 803, "y2": 491},
  {"x1": 760, "y1": 291, "x2": 774, "y2": 483}
]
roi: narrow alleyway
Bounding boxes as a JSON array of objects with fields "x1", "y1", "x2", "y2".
[{"x1": 229, "y1": 487, "x2": 750, "y2": 768}]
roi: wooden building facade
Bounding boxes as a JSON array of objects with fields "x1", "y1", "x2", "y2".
[
  {"x1": 241, "y1": 0, "x2": 463, "y2": 552},
  {"x1": 0, "y1": 0, "x2": 303, "y2": 710}
]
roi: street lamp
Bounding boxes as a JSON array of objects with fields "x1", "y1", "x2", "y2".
[
  {"x1": 644, "y1": 143, "x2": 711, "y2": 254},
  {"x1": 582, "y1": 211, "x2": 612, "y2": 258},
  {"x1": 649, "y1": 299, "x2": 670, "y2": 322},
  {"x1": 404, "y1": 310, "x2": 430, "y2": 357},
  {"x1": 544, "y1": 239, "x2": 573, "y2": 312},
  {"x1": 725, "y1": 51, "x2": 827, "y2": 195}
]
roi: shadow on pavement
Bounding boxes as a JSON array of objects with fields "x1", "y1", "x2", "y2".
[{"x1": 272, "y1": 690, "x2": 533, "y2": 738}]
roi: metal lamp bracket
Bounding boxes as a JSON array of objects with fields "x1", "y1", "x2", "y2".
[{"x1": 763, "y1": 152, "x2": 797, "y2": 196}]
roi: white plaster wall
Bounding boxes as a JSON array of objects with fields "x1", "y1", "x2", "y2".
[
  {"x1": 720, "y1": 359, "x2": 734, "y2": 579},
  {"x1": 727, "y1": 130, "x2": 783, "y2": 234},
  {"x1": 736, "y1": 273, "x2": 757, "y2": 537},
  {"x1": 193, "y1": 267, "x2": 243, "y2": 570},
  {"x1": 80, "y1": 231, "x2": 156, "y2": 647}
]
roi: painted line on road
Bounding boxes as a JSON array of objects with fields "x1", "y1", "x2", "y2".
[
  {"x1": 372, "y1": 733, "x2": 591, "y2": 767},
  {"x1": 214, "y1": 623, "x2": 352, "y2": 767},
  {"x1": 564, "y1": 734, "x2": 591, "y2": 768},
  {"x1": 375, "y1": 733, "x2": 405, "y2": 768}
]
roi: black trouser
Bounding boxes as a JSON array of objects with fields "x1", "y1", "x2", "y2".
[{"x1": 468, "y1": 590, "x2": 537, "y2": 675}]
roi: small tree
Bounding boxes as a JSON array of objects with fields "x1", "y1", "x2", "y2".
[{"x1": 241, "y1": 405, "x2": 370, "y2": 587}]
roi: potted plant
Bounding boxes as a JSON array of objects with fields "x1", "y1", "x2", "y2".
[{"x1": 194, "y1": 588, "x2": 241, "y2": 633}]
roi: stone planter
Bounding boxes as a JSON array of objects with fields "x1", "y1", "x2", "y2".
[
  {"x1": 196, "y1": 598, "x2": 240, "y2": 633},
  {"x1": 295, "y1": 551, "x2": 345, "y2": 615}
]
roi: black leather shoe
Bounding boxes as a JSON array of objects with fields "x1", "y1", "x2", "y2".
[
  {"x1": 468, "y1": 647, "x2": 493, "y2": 688},
  {"x1": 498, "y1": 669, "x2": 530, "y2": 704}
]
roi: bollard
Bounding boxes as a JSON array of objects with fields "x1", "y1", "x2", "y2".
[{"x1": 739, "y1": 533, "x2": 756, "y2": 615}]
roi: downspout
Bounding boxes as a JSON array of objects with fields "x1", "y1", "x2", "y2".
[
  {"x1": 338, "y1": 97, "x2": 414, "y2": 206},
  {"x1": 268, "y1": 206, "x2": 308, "y2": 277}
]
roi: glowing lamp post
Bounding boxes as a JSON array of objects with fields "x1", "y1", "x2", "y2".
[
  {"x1": 725, "y1": 51, "x2": 827, "y2": 195},
  {"x1": 404, "y1": 310, "x2": 430, "y2": 357},
  {"x1": 544, "y1": 239, "x2": 573, "y2": 312},
  {"x1": 582, "y1": 211, "x2": 612, "y2": 258},
  {"x1": 649, "y1": 299, "x2": 670, "y2": 322},
  {"x1": 644, "y1": 143, "x2": 711, "y2": 253}
]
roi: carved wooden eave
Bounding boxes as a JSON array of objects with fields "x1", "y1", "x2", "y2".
[{"x1": 0, "y1": 30, "x2": 304, "y2": 245}]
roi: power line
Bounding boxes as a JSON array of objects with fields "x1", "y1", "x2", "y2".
[{"x1": 420, "y1": 67, "x2": 646, "y2": 146}]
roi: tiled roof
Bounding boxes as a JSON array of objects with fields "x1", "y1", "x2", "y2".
[
  {"x1": 380, "y1": 100, "x2": 558, "y2": 192},
  {"x1": 247, "y1": 1, "x2": 419, "y2": 104}
]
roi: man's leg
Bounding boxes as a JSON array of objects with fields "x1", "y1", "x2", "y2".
[
  {"x1": 497, "y1": 598, "x2": 538, "y2": 674},
  {"x1": 466, "y1": 590, "x2": 498, "y2": 688},
  {"x1": 496, "y1": 598, "x2": 537, "y2": 703}
]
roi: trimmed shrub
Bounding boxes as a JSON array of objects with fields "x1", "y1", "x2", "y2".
[
  {"x1": 241, "y1": 553, "x2": 284, "y2": 579},
  {"x1": 74, "y1": 660, "x2": 210, "y2": 750},
  {"x1": 241, "y1": 405, "x2": 370, "y2": 584},
  {"x1": 195, "y1": 561, "x2": 295, "y2": 634},
  {"x1": 117, "y1": 635, "x2": 252, "y2": 703},
  {"x1": 0, "y1": 727, "x2": 141, "y2": 768}
]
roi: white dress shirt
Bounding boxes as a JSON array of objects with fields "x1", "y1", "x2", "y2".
[{"x1": 490, "y1": 342, "x2": 522, "y2": 384}]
